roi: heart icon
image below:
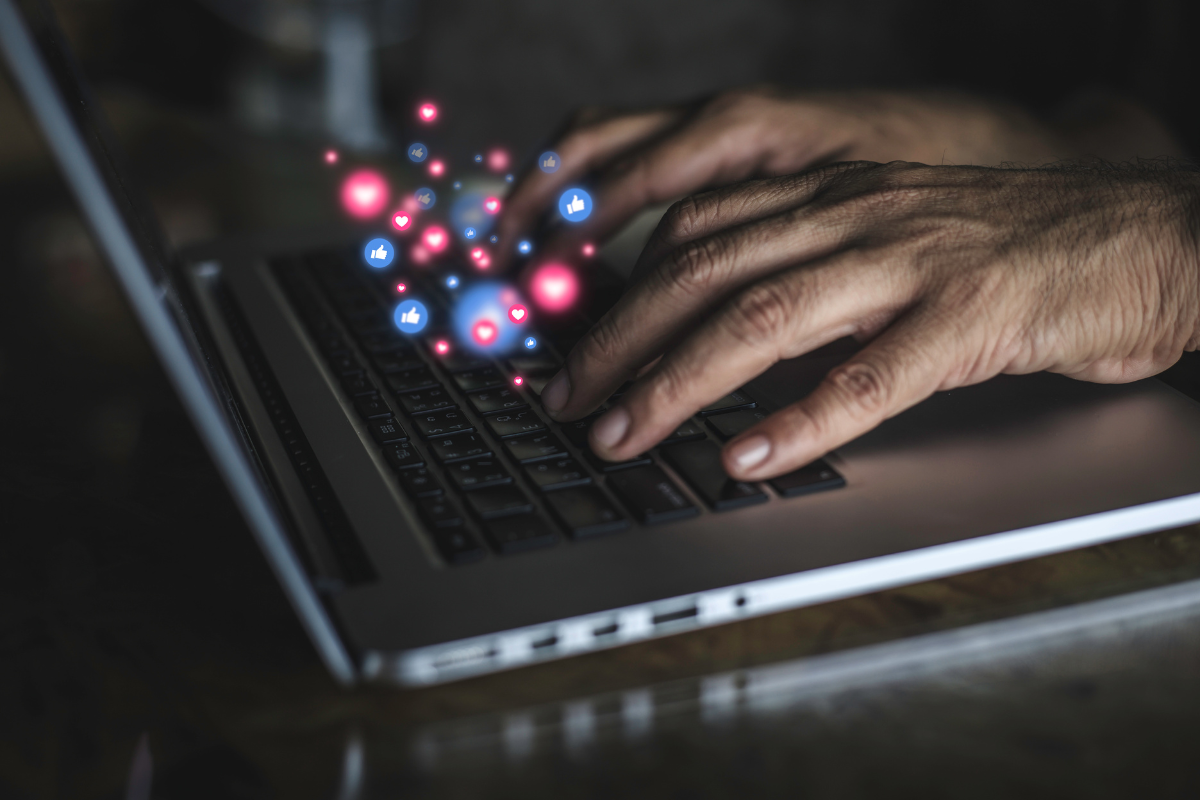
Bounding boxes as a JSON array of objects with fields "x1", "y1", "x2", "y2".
[
  {"x1": 428, "y1": 232, "x2": 444, "y2": 247},
  {"x1": 393, "y1": 213, "x2": 411, "y2": 230},
  {"x1": 484, "y1": 197, "x2": 500, "y2": 214},
  {"x1": 472, "y1": 320, "x2": 497, "y2": 345},
  {"x1": 508, "y1": 305, "x2": 527, "y2": 323},
  {"x1": 418, "y1": 103, "x2": 438, "y2": 122},
  {"x1": 353, "y1": 186, "x2": 377, "y2": 205}
]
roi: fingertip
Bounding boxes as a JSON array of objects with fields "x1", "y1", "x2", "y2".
[{"x1": 723, "y1": 434, "x2": 772, "y2": 480}]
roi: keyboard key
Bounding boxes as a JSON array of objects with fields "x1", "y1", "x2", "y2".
[
  {"x1": 429, "y1": 433, "x2": 491, "y2": 463},
  {"x1": 452, "y1": 367, "x2": 506, "y2": 392},
  {"x1": 328, "y1": 353, "x2": 362, "y2": 376},
  {"x1": 431, "y1": 526, "x2": 486, "y2": 565},
  {"x1": 504, "y1": 432, "x2": 568, "y2": 463},
  {"x1": 583, "y1": 447, "x2": 652, "y2": 472},
  {"x1": 468, "y1": 387, "x2": 528, "y2": 415},
  {"x1": 507, "y1": 354, "x2": 560, "y2": 374},
  {"x1": 437, "y1": 350, "x2": 490, "y2": 373},
  {"x1": 485, "y1": 409, "x2": 547, "y2": 438},
  {"x1": 663, "y1": 418, "x2": 706, "y2": 444},
  {"x1": 386, "y1": 368, "x2": 439, "y2": 394},
  {"x1": 660, "y1": 439, "x2": 767, "y2": 511},
  {"x1": 372, "y1": 351, "x2": 426, "y2": 374},
  {"x1": 368, "y1": 417, "x2": 408, "y2": 445},
  {"x1": 358, "y1": 331, "x2": 410, "y2": 354},
  {"x1": 418, "y1": 496, "x2": 463, "y2": 528},
  {"x1": 340, "y1": 373, "x2": 377, "y2": 397},
  {"x1": 699, "y1": 389, "x2": 756, "y2": 416},
  {"x1": 383, "y1": 444, "x2": 425, "y2": 471},
  {"x1": 524, "y1": 457, "x2": 592, "y2": 492},
  {"x1": 466, "y1": 485, "x2": 534, "y2": 520},
  {"x1": 354, "y1": 394, "x2": 392, "y2": 420},
  {"x1": 769, "y1": 460, "x2": 846, "y2": 498},
  {"x1": 397, "y1": 467, "x2": 444, "y2": 498},
  {"x1": 483, "y1": 515, "x2": 557, "y2": 555},
  {"x1": 411, "y1": 408, "x2": 474, "y2": 438},
  {"x1": 706, "y1": 408, "x2": 770, "y2": 440},
  {"x1": 395, "y1": 385, "x2": 456, "y2": 415},
  {"x1": 446, "y1": 458, "x2": 513, "y2": 492},
  {"x1": 607, "y1": 465, "x2": 699, "y2": 524},
  {"x1": 559, "y1": 418, "x2": 593, "y2": 448},
  {"x1": 544, "y1": 486, "x2": 629, "y2": 538}
]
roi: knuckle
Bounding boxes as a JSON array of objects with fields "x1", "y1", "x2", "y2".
[
  {"x1": 577, "y1": 316, "x2": 626, "y2": 370},
  {"x1": 726, "y1": 280, "x2": 794, "y2": 348},
  {"x1": 661, "y1": 196, "x2": 708, "y2": 243},
  {"x1": 660, "y1": 237, "x2": 728, "y2": 297},
  {"x1": 827, "y1": 360, "x2": 892, "y2": 417}
]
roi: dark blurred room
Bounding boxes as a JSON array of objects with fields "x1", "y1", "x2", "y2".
[{"x1": 3, "y1": 1, "x2": 1200, "y2": 798}]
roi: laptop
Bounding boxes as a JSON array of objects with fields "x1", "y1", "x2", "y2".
[{"x1": 6, "y1": 0, "x2": 1200, "y2": 687}]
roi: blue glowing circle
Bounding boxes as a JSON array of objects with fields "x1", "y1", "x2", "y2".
[
  {"x1": 558, "y1": 188, "x2": 592, "y2": 222},
  {"x1": 452, "y1": 282, "x2": 527, "y2": 355},
  {"x1": 489, "y1": 234, "x2": 499, "y2": 244},
  {"x1": 453, "y1": 181, "x2": 462, "y2": 190},
  {"x1": 393, "y1": 299, "x2": 429, "y2": 335},
  {"x1": 363, "y1": 237, "x2": 395, "y2": 268},
  {"x1": 464, "y1": 227, "x2": 477, "y2": 240},
  {"x1": 414, "y1": 188, "x2": 436, "y2": 210},
  {"x1": 505, "y1": 173, "x2": 514, "y2": 183},
  {"x1": 517, "y1": 240, "x2": 533, "y2": 255},
  {"x1": 445, "y1": 275, "x2": 460, "y2": 289},
  {"x1": 524, "y1": 336, "x2": 538, "y2": 350},
  {"x1": 473, "y1": 153, "x2": 483, "y2": 163},
  {"x1": 407, "y1": 142, "x2": 428, "y2": 163},
  {"x1": 450, "y1": 192, "x2": 495, "y2": 240},
  {"x1": 539, "y1": 151, "x2": 561, "y2": 173}
]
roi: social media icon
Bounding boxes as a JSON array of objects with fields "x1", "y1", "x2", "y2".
[
  {"x1": 464, "y1": 227, "x2": 477, "y2": 240},
  {"x1": 472, "y1": 319, "x2": 498, "y2": 346},
  {"x1": 539, "y1": 151, "x2": 560, "y2": 173},
  {"x1": 363, "y1": 237, "x2": 395, "y2": 268},
  {"x1": 508, "y1": 304, "x2": 527, "y2": 323},
  {"x1": 392, "y1": 212, "x2": 412, "y2": 232},
  {"x1": 445, "y1": 275, "x2": 460, "y2": 289},
  {"x1": 414, "y1": 188, "x2": 436, "y2": 210},
  {"x1": 394, "y1": 299, "x2": 429, "y2": 334},
  {"x1": 474, "y1": 153, "x2": 483, "y2": 163},
  {"x1": 524, "y1": 336, "x2": 538, "y2": 350},
  {"x1": 408, "y1": 143, "x2": 428, "y2": 163},
  {"x1": 558, "y1": 188, "x2": 592, "y2": 222},
  {"x1": 483, "y1": 197, "x2": 500, "y2": 214},
  {"x1": 418, "y1": 102, "x2": 438, "y2": 123},
  {"x1": 453, "y1": 181, "x2": 462, "y2": 190},
  {"x1": 505, "y1": 173, "x2": 514, "y2": 183},
  {"x1": 517, "y1": 239, "x2": 533, "y2": 255},
  {"x1": 489, "y1": 234, "x2": 500, "y2": 244}
]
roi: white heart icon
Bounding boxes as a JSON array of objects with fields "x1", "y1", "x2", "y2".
[
  {"x1": 395, "y1": 214, "x2": 409, "y2": 227},
  {"x1": 512, "y1": 308, "x2": 525, "y2": 320}
]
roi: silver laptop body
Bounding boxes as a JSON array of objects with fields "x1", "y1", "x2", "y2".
[{"x1": 7, "y1": 0, "x2": 1200, "y2": 688}]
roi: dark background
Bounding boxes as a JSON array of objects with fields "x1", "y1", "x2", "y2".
[{"x1": 4, "y1": 1, "x2": 1200, "y2": 797}]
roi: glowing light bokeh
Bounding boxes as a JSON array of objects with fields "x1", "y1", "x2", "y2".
[
  {"x1": 483, "y1": 197, "x2": 501, "y2": 215},
  {"x1": 414, "y1": 187, "x2": 436, "y2": 210},
  {"x1": 434, "y1": 340, "x2": 450, "y2": 355},
  {"x1": 512, "y1": 376, "x2": 524, "y2": 387},
  {"x1": 474, "y1": 154, "x2": 483, "y2": 163},
  {"x1": 517, "y1": 240, "x2": 533, "y2": 255},
  {"x1": 530, "y1": 263, "x2": 579, "y2": 313},
  {"x1": 508, "y1": 304, "x2": 528, "y2": 323},
  {"x1": 446, "y1": 275, "x2": 460, "y2": 289},
  {"x1": 324, "y1": 149, "x2": 338, "y2": 164},
  {"x1": 472, "y1": 319, "x2": 499, "y2": 346},
  {"x1": 396, "y1": 282, "x2": 407, "y2": 293},
  {"x1": 450, "y1": 193, "x2": 495, "y2": 241},
  {"x1": 452, "y1": 282, "x2": 528, "y2": 355},
  {"x1": 487, "y1": 149, "x2": 509, "y2": 172},
  {"x1": 469, "y1": 247, "x2": 491, "y2": 269},
  {"x1": 391, "y1": 211, "x2": 413, "y2": 232},
  {"x1": 411, "y1": 245, "x2": 430, "y2": 264},
  {"x1": 418, "y1": 102, "x2": 438, "y2": 123},
  {"x1": 340, "y1": 170, "x2": 390, "y2": 219},
  {"x1": 428, "y1": 159, "x2": 445, "y2": 177},
  {"x1": 422, "y1": 226, "x2": 449, "y2": 253},
  {"x1": 464, "y1": 227, "x2": 477, "y2": 240},
  {"x1": 581, "y1": 242, "x2": 596, "y2": 258},
  {"x1": 523, "y1": 336, "x2": 538, "y2": 350}
]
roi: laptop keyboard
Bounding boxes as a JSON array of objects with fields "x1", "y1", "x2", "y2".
[{"x1": 271, "y1": 249, "x2": 844, "y2": 567}]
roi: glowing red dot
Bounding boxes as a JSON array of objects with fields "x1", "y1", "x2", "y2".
[
  {"x1": 512, "y1": 376, "x2": 524, "y2": 387},
  {"x1": 435, "y1": 340, "x2": 450, "y2": 355},
  {"x1": 487, "y1": 149, "x2": 509, "y2": 172},
  {"x1": 395, "y1": 282, "x2": 407, "y2": 293},
  {"x1": 508, "y1": 304, "x2": 528, "y2": 324},
  {"x1": 581, "y1": 242, "x2": 596, "y2": 258},
  {"x1": 340, "y1": 170, "x2": 390, "y2": 219},
  {"x1": 422, "y1": 226, "x2": 449, "y2": 253},
  {"x1": 472, "y1": 319, "x2": 499, "y2": 346},
  {"x1": 428, "y1": 159, "x2": 445, "y2": 177},
  {"x1": 411, "y1": 245, "x2": 430, "y2": 265},
  {"x1": 418, "y1": 102, "x2": 438, "y2": 123},
  {"x1": 530, "y1": 263, "x2": 579, "y2": 313},
  {"x1": 469, "y1": 247, "x2": 492, "y2": 269},
  {"x1": 324, "y1": 149, "x2": 339, "y2": 164},
  {"x1": 483, "y1": 196, "x2": 501, "y2": 215},
  {"x1": 391, "y1": 211, "x2": 413, "y2": 232}
]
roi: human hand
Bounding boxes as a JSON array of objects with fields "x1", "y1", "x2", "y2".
[
  {"x1": 493, "y1": 88, "x2": 1076, "y2": 270},
  {"x1": 538, "y1": 161, "x2": 1200, "y2": 480}
]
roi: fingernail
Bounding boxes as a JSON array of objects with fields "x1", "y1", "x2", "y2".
[
  {"x1": 728, "y1": 435, "x2": 771, "y2": 470},
  {"x1": 592, "y1": 407, "x2": 630, "y2": 449},
  {"x1": 542, "y1": 370, "x2": 570, "y2": 415}
]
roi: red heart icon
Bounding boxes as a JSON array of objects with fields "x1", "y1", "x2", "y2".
[
  {"x1": 484, "y1": 197, "x2": 500, "y2": 214},
  {"x1": 392, "y1": 213, "x2": 411, "y2": 231},
  {"x1": 508, "y1": 305, "x2": 527, "y2": 323},
  {"x1": 472, "y1": 320, "x2": 497, "y2": 345}
]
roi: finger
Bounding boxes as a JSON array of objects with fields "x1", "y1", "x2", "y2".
[
  {"x1": 587, "y1": 251, "x2": 921, "y2": 462},
  {"x1": 493, "y1": 108, "x2": 685, "y2": 269},
  {"x1": 721, "y1": 306, "x2": 963, "y2": 481},
  {"x1": 541, "y1": 173, "x2": 873, "y2": 422}
]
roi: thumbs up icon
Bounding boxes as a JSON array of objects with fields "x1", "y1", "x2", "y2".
[
  {"x1": 543, "y1": 155, "x2": 556, "y2": 168},
  {"x1": 370, "y1": 245, "x2": 388, "y2": 260},
  {"x1": 566, "y1": 194, "x2": 585, "y2": 215},
  {"x1": 400, "y1": 308, "x2": 421, "y2": 325},
  {"x1": 538, "y1": 150, "x2": 561, "y2": 173}
]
